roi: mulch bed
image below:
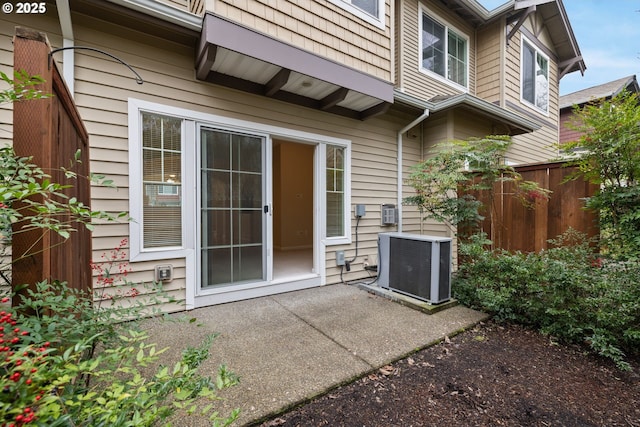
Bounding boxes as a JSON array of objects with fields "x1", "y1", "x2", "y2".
[{"x1": 258, "y1": 322, "x2": 640, "y2": 427}]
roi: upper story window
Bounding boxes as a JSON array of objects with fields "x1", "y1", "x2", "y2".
[
  {"x1": 521, "y1": 37, "x2": 549, "y2": 113},
  {"x1": 420, "y1": 11, "x2": 468, "y2": 89},
  {"x1": 327, "y1": 0, "x2": 385, "y2": 29}
]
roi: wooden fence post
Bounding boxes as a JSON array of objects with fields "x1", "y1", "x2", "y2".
[
  {"x1": 11, "y1": 27, "x2": 92, "y2": 305},
  {"x1": 11, "y1": 28, "x2": 55, "y2": 303}
]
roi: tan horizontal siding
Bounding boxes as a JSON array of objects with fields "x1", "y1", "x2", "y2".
[
  {"x1": 211, "y1": 0, "x2": 392, "y2": 82},
  {"x1": 1, "y1": 6, "x2": 443, "y2": 306},
  {"x1": 504, "y1": 15, "x2": 560, "y2": 164},
  {"x1": 476, "y1": 21, "x2": 502, "y2": 103}
]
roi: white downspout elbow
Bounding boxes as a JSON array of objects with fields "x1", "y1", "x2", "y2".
[{"x1": 397, "y1": 109, "x2": 429, "y2": 233}]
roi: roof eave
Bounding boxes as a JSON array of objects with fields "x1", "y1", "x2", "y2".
[{"x1": 432, "y1": 93, "x2": 541, "y2": 134}]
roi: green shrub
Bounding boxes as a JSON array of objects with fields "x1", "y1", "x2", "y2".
[
  {"x1": 455, "y1": 230, "x2": 640, "y2": 370},
  {"x1": 1, "y1": 281, "x2": 240, "y2": 426}
]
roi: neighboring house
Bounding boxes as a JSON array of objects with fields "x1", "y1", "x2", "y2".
[
  {"x1": 559, "y1": 75, "x2": 639, "y2": 145},
  {"x1": 0, "y1": 0, "x2": 584, "y2": 311}
]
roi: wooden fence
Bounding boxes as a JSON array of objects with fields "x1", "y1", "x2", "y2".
[
  {"x1": 468, "y1": 162, "x2": 599, "y2": 253},
  {"x1": 11, "y1": 28, "x2": 92, "y2": 300}
]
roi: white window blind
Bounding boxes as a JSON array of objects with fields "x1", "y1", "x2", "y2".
[
  {"x1": 326, "y1": 145, "x2": 345, "y2": 238},
  {"x1": 141, "y1": 112, "x2": 183, "y2": 248}
]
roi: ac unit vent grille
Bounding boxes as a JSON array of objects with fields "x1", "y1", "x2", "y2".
[
  {"x1": 378, "y1": 232, "x2": 452, "y2": 304},
  {"x1": 389, "y1": 237, "x2": 432, "y2": 301}
]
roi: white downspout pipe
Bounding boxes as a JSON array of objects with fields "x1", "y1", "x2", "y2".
[
  {"x1": 397, "y1": 109, "x2": 429, "y2": 232},
  {"x1": 56, "y1": 0, "x2": 74, "y2": 96}
]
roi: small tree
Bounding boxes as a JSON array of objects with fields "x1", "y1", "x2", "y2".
[
  {"x1": 563, "y1": 90, "x2": 640, "y2": 260},
  {"x1": 404, "y1": 135, "x2": 549, "y2": 241}
]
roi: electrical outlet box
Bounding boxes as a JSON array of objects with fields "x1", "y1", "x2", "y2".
[
  {"x1": 155, "y1": 264, "x2": 173, "y2": 282},
  {"x1": 335, "y1": 250, "x2": 345, "y2": 266},
  {"x1": 355, "y1": 204, "x2": 366, "y2": 218}
]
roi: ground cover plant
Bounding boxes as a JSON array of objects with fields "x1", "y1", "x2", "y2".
[{"x1": 454, "y1": 230, "x2": 640, "y2": 370}]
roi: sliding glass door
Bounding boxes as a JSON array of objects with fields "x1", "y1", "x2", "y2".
[{"x1": 200, "y1": 128, "x2": 266, "y2": 288}]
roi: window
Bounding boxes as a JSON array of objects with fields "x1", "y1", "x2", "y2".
[
  {"x1": 326, "y1": 145, "x2": 345, "y2": 238},
  {"x1": 421, "y1": 12, "x2": 468, "y2": 88},
  {"x1": 327, "y1": 0, "x2": 385, "y2": 28},
  {"x1": 351, "y1": 0, "x2": 379, "y2": 17},
  {"x1": 521, "y1": 38, "x2": 549, "y2": 112},
  {"x1": 141, "y1": 112, "x2": 183, "y2": 248}
]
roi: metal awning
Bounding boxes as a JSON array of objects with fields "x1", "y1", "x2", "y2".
[{"x1": 196, "y1": 13, "x2": 394, "y2": 120}]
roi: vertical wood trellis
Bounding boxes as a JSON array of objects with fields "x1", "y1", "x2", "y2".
[{"x1": 11, "y1": 27, "x2": 92, "y2": 301}]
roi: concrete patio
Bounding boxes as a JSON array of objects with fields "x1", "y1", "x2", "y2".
[{"x1": 142, "y1": 283, "x2": 488, "y2": 426}]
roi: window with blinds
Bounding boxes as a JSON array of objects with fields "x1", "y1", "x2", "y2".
[
  {"x1": 326, "y1": 144, "x2": 345, "y2": 238},
  {"x1": 141, "y1": 112, "x2": 183, "y2": 248}
]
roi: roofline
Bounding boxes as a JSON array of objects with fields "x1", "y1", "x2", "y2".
[
  {"x1": 394, "y1": 90, "x2": 540, "y2": 134},
  {"x1": 431, "y1": 93, "x2": 541, "y2": 133},
  {"x1": 559, "y1": 75, "x2": 640, "y2": 109},
  {"x1": 104, "y1": 0, "x2": 202, "y2": 31}
]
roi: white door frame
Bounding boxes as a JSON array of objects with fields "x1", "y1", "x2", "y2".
[{"x1": 128, "y1": 97, "x2": 352, "y2": 309}]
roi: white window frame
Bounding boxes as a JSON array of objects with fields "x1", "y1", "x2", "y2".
[
  {"x1": 129, "y1": 99, "x2": 352, "y2": 264},
  {"x1": 418, "y1": 5, "x2": 469, "y2": 92},
  {"x1": 320, "y1": 143, "x2": 352, "y2": 246},
  {"x1": 326, "y1": 0, "x2": 385, "y2": 29},
  {"x1": 129, "y1": 104, "x2": 197, "y2": 262},
  {"x1": 520, "y1": 35, "x2": 550, "y2": 115}
]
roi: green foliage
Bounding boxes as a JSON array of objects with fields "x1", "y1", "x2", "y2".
[
  {"x1": 1, "y1": 283, "x2": 240, "y2": 426},
  {"x1": 404, "y1": 135, "x2": 550, "y2": 236},
  {"x1": 0, "y1": 145, "x2": 126, "y2": 288},
  {"x1": 455, "y1": 229, "x2": 640, "y2": 370},
  {"x1": 0, "y1": 70, "x2": 49, "y2": 105},
  {"x1": 563, "y1": 90, "x2": 640, "y2": 259},
  {"x1": 0, "y1": 73, "x2": 239, "y2": 425}
]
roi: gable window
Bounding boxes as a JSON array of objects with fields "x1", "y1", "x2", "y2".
[
  {"x1": 420, "y1": 12, "x2": 468, "y2": 88},
  {"x1": 327, "y1": 0, "x2": 385, "y2": 28},
  {"x1": 141, "y1": 112, "x2": 183, "y2": 249},
  {"x1": 521, "y1": 38, "x2": 549, "y2": 112}
]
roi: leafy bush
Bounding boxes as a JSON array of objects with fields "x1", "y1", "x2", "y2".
[
  {"x1": 563, "y1": 90, "x2": 640, "y2": 260},
  {"x1": 455, "y1": 230, "x2": 640, "y2": 370},
  {"x1": 1, "y1": 280, "x2": 240, "y2": 426}
]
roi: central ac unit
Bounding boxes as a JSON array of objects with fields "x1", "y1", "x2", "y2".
[{"x1": 378, "y1": 232, "x2": 452, "y2": 304}]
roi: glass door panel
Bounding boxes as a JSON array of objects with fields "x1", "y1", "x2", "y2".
[{"x1": 201, "y1": 129, "x2": 265, "y2": 288}]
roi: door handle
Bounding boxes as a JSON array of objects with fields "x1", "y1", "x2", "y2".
[{"x1": 264, "y1": 205, "x2": 269, "y2": 214}]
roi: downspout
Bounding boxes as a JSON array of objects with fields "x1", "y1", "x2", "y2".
[
  {"x1": 56, "y1": 0, "x2": 74, "y2": 96},
  {"x1": 397, "y1": 109, "x2": 429, "y2": 232}
]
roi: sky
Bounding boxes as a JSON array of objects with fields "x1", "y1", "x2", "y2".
[{"x1": 477, "y1": 0, "x2": 640, "y2": 95}]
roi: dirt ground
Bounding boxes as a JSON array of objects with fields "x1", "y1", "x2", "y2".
[{"x1": 257, "y1": 322, "x2": 640, "y2": 427}]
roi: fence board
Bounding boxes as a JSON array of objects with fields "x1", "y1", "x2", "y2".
[
  {"x1": 11, "y1": 27, "x2": 92, "y2": 302},
  {"x1": 468, "y1": 162, "x2": 599, "y2": 253}
]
